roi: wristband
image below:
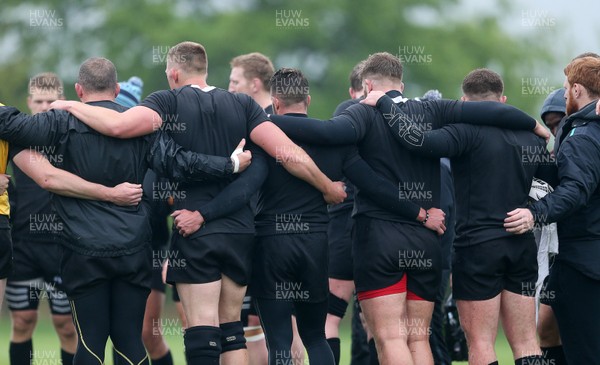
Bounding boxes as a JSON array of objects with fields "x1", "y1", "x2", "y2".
[{"x1": 421, "y1": 211, "x2": 429, "y2": 225}]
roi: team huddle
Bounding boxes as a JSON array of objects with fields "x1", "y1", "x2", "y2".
[{"x1": 0, "y1": 41, "x2": 599, "y2": 365}]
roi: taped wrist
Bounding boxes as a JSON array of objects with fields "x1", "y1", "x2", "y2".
[{"x1": 230, "y1": 147, "x2": 244, "y2": 173}]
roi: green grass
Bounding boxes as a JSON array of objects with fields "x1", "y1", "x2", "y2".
[{"x1": 0, "y1": 290, "x2": 516, "y2": 364}]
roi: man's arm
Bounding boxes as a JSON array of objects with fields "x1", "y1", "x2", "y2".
[
  {"x1": 250, "y1": 121, "x2": 346, "y2": 204},
  {"x1": 268, "y1": 114, "x2": 359, "y2": 145},
  {"x1": 343, "y1": 155, "x2": 446, "y2": 235},
  {"x1": 148, "y1": 132, "x2": 252, "y2": 181},
  {"x1": 173, "y1": 151, "x2": 270, "y2": 237},
  {"x1": 13, "y1": 150, "x2": 142, "y2": 206},
  {"x1": 505, "y1": 135, "x2": 600, "y2": 233},
  {"x1": 50, "y1": 101, "x2": 160, "y2": 138},
  {"x1": 363, "y1": 92, "x2": 547, "y2": 136},
  {"x1": 0, "y1": 107, "x2": 66, "y2": 146}
]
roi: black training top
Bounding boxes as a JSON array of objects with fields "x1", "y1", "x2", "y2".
[
  {"x1": 255, "y1": 113, "x2": 420, "y2": 236},
  {"x1": 270, "y1": 91, "x2": 535, "y2": 226},
  {"x1": 255, "y1": 115, "x2": 357, "y2": 236},
  {"x1": 374, "y1": 94, "x2": 554, "y2": 246},
  {"x1": 141, "y1": 85, "x2": 268, "y2": 238}
]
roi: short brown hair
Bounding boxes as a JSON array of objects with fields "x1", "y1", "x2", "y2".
[
  {"x1": 29, "y1": 72, "x2": 63, "y2": 96},
  {"x1": 573, "y1": 52, "x2": 600, "y2": 60},
  {"x1": 270, "y1": 68, "x2": 309, "y2": 107},
  {"x1": 350, "y1": 60, "x2": 366, "y2": 92},
  {"x1": 564, "y1": 57, "x2": 600, "y2": 98},
  {"x1": 168, "y1": 41, "x2": 208, "y2": 74},
  {"x1": 461, "y1": 68, "x2": 504, "y2": 100},
  {"x1": 78, "y1": 57, "x2": 117, "y2": 93},
  {"x1": 360, "y1": 52, "x2": 403, "y2": 83},
  {"x1": 230, "y1": 52, "x2": 274, "y2": 92}
]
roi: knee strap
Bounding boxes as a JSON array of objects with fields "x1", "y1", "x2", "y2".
[
  {"x1": 220, "y1": 321, "x2": 246, "y2": 353},
  {"x1": 328, "y1": 293, "x2": 349, "y2": 318},
  {"x1": 184, "y1": 326, "x2": 222, "y2": 362}
]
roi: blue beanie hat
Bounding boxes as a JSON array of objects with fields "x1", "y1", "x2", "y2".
[
  {"x1": 540, "y1": 88, "x2": 566, "y2": 122},
  {"x1": 115, "y1": 76, "x2": 143, "y2": 108}
]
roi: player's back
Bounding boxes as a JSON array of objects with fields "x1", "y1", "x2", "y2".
[
  {"x1": 54, "y1": 100, "x2": 151, "y2": 256},
  {"x1": 344, "y1": 94, "x2": 441, "y2": 225},
  {"x1": 450, "y1": 124, "x2": 546, "y2": 246},
  {"x1": 256, "y1": 134, "x2": 353, "y2": 236},
  {"x1": 141, "y1": 85, "x2": 268, "y2": 238}
]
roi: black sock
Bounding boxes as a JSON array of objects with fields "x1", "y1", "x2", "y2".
[
  {"x1": 515, "y1": 355, "x2": 544, "y2": 365},
  {"x1": 61, "y1": 349, "x2": 75, "y2": 365},
  {"x1": 9, "y1": 340, "x2": 33, "y2": 365},
  {"x1": 488, "y1": 362, "x2": 499, "y2": 365},
  {"x1": 327, "y1": 338, "x2": 340, "y2": 365},
  {"x1": 368, "y1": 339, "x2": 379, "y2": 365},
  {"x1": 542, "y1": 346, "x2": 567, "y2": 365},
  {"x1": 151, "y1": 350, "x2": 174, "y2": 365}
]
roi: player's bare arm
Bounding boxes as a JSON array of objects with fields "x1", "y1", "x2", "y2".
[
  {"x1": 51, "y1": 100, "x2": 161, "y2": 138},
  {"x1": 13, "y1": 149, "x2": 142, "y2": 206}
]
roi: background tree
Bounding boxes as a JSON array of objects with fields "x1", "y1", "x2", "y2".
[{"x1": 0, "y1": 0, "x2": 560, "y2": 118}]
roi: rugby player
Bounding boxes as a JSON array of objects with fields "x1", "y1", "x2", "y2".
[
  {"x1": 268, "y1": 53, "x2": 545, "y2": 365},
  {"x1": 228, "y1": 51, "x2": 274, "y2": 365},
  {"x1": 6, "y1": 73, "x2": 77, "y2": 365},
  {"x1": 256, "y1": 68, "x2": 445, "y2": 365},
  {"x1": 0, "y1": 57, "x2": 249, "y2": 365},
  {"x1": 50, "y1": 42, "x2": 346, "y2": 365},
  {"x1": 536, "y1": 87, "x2": 566, "y2": 365},
  {"x1": 362, "y1": 68, "x2": 554, "y2": 365},
  {"x1": 325, "y1": 60, "x2": 372, "y2": 365},
  {"x1": 229, "y1": 52, "x2": 274, "y2": 113}
]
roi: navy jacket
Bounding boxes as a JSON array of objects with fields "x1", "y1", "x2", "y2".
[{"x1": 530, "y1": 100, "x2": 600, "y2": 279}]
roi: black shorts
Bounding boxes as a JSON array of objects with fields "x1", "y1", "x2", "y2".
[
  {"x1": 352, "y1": 217, "x2": 441, "y2": 302},
  {"x1": 9, "y1": 240, "x2": 63, "y2": 283},
  {"x1": 166, "y1": 232, "x2": 254, "y2": 286},
  {"x1": 252, "y1": 232, "x2": 329, "y2": 303},
  {"x1": 0, "y1": 228, "x2": 12, "y2": 279},
  {"x1": 6, "y1": 239, "x2": 70, "y2": 314},
  {"x1": 327, "y1": 211, "x2": 354, "y2": 280},
  {"x1": 60, "y1": 246, "x2": 152, "y2": 300},
  {"x1": 452, "y1": 235, "x2": 538, "y2": 301}
]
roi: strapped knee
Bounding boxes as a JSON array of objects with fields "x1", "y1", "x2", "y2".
[
  {"x1": 220, "y1": 321, "x2": 246, "y2": 353},
  {"x1": 184, "y1": 326, "x2": 222, "y2": 361},
  {"x1": 328, "y1": 293, "x2": 348, "y2": 319}
]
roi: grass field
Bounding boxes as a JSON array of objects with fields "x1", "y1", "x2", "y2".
[{"x1": 0, "y1": 288, "x2": 516, "y2": 364}]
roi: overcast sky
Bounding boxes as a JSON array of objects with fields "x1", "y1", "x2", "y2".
[{"x1": 458, "y1": 0, "x2": 600, "y2": 64}]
